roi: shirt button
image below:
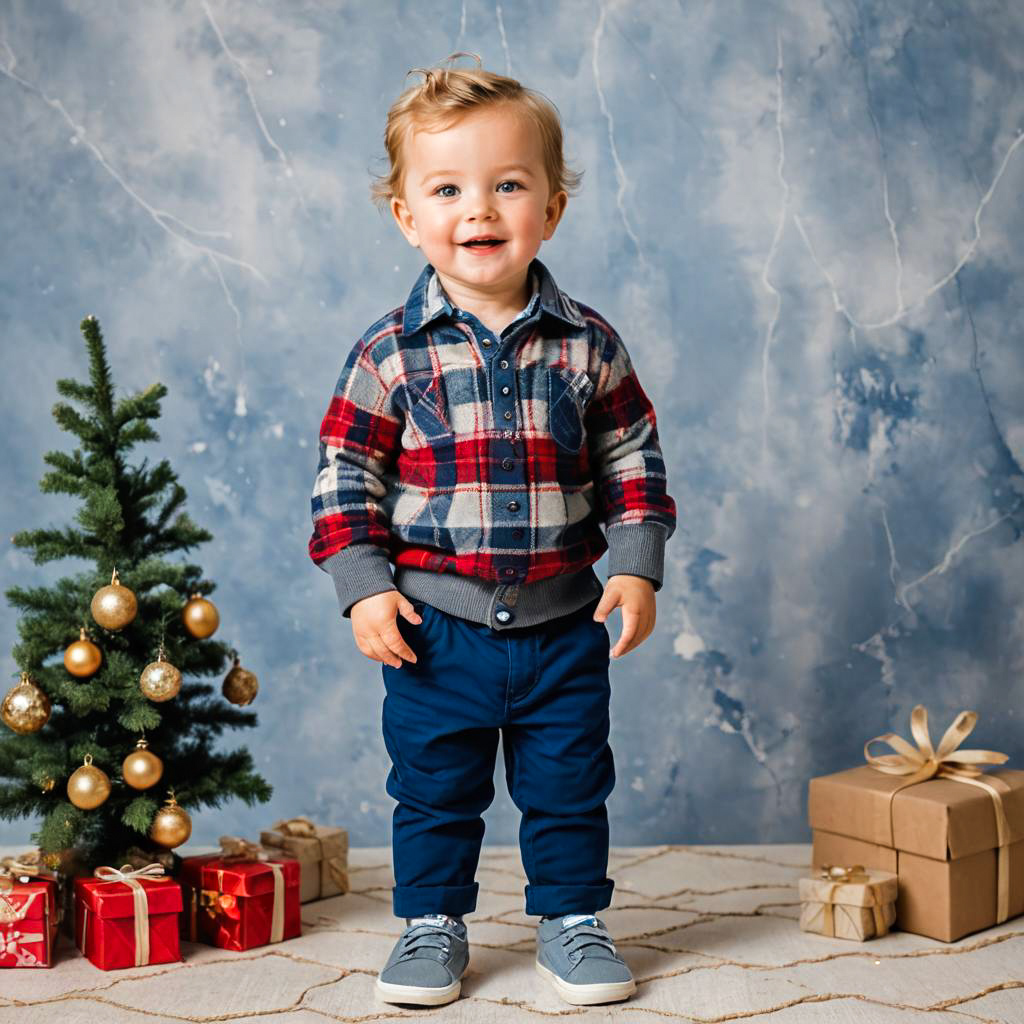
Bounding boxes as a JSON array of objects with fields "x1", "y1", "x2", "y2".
[
  {"x1": 482, "y1": 338, "x2": 492, "y2": 347},
  {"x1": 499, "y1": 360, "x2": 509, "y2": 369},
  {"x1": 495, "y1": 608, "x2": 513, "y2": 624},
  {"x1": 501, "y1": 386, "x2": 510, "y2": 395},
  {"x1": 507, "y1": 500, "x2": 520, "y2": 513},
  {"x1": 501, "y1": 458, "x2": 514, "y2": 471},
  {"x1": 501, "y1": 567, "x2": 516, "y2": 577},
  {"x1": 503, "y1": 410, "x2": 512, "y2": 421}
]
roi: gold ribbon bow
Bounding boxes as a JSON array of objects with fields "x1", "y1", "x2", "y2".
[
  {"x1": 91, "y1": 863, "x2": 169, "y2": 967},
  {"x1": 272, "y1": 816, "x2": 317, "y2": 838},
  {"x1": 864, "y1": 705, "x2": 1013, "y2": 923},
  {"x1": 813, "y1": 864, "x2": 888, "y2": 938},
  {"x1": 268, "y1": 818, "x2": 346, "y2": 894},
  {"x1": 0, "y1": 852, "x2": 51, "y2": 892},
  {"x1": 212, "y1": 836, "x2": 284, "y2": 944}
]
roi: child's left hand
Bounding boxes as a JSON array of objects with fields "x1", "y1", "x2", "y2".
[{"x1": 593, "y1": 575, "x2": 657, "y2": 658}]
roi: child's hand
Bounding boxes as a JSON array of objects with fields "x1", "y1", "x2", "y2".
[
  {"x1": 593, "y1": 575, "x2": 656, "y2": 659},
  {"x1": 350, "y1": 590, "x2": 422, "y2": 669}
]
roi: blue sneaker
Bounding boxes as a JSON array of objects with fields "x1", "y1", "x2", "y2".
[
  {"x1": 375, "y1": 914, "x2": 469, "y2": 1006},
  {"x1": 535, "y1": 913, "x2": 636, "y2": 1005}
]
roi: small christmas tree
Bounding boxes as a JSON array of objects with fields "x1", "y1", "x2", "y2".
[{"x1": 1, "y1": 315, "x2": 271, "y2": 870}]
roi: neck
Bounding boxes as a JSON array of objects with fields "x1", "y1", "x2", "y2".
[{"x1": 436, "y1": 268, "x2": 532, "y2": 326}]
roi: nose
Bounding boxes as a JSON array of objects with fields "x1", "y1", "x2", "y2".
[{"x1": 466, "y1": 188, "x2": 497, "y2": 221}]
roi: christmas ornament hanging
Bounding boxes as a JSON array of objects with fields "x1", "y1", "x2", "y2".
[
  {"x1": 183, "y1": 592, "x2": 219, "y2": 639},
  {"x1": 139, "y1": 647, "x2": 182, "y2": 702},
  {"x1": 63, "y1": 627, "x2": 102, "y2": 678},
  {"x1": 67, "y1": 754, "x2": 111, "y2": 810},
  {"x1": 2, "y1": 673, "x2": 51, "y2": 734},
  {"x1": 150, "y1": 791, "x2": 192, "y2": 848},
  {"x1": 122, "y1": 737, "x2": 164, "y2": 790},
  {"x1": 40, "y1": 777, "x2": 56, "y2": 793},
  {"x1": 90, "y1": 568, "x2": 138, "y2": 631},
  {"x1": 222, "y1": 650, "x2": 259, "y2": 706}
]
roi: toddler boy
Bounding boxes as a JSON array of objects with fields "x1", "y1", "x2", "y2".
[{"x1": 309, "y1": 53, "x2": 676, "y2": 1007}]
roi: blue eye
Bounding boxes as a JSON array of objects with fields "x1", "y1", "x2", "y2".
[
  {"x1": 435, "y1": 184, "x2": 458, "y2": 198},
  {"x1": 498, "y1": 181, "x2": 522, "y2": 192}
]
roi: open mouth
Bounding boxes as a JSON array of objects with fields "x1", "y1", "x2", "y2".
[{"x1": 461, "y1": 239, "x2": 506, "y2": 248}]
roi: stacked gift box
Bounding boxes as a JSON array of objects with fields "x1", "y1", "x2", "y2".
[
  {"x1": 805, "y1": 705, "x2": 1024, "y2": 942},
  {"x1": 0, "y1": 854, "x2": 61, "y2": 968}
]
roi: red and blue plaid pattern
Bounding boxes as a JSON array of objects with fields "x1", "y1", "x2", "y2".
[{"x1": 309, "y1": 258, "x2": 676, "y2": 589}]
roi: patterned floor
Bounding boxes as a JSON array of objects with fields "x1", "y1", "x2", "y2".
[{"x1": 2, "y1": 843, "x2": 1023, "y2": 1023}]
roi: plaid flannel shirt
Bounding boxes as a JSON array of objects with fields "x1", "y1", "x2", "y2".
[{"x1": 309, "y1": 257, "x2": 677, "y2": 629}]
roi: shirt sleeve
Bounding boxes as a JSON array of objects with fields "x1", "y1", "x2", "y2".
[
  {"x1": 309, "y1": 337, "x2": 403, "y2": 618},
  {"x1": 585, "y1": 324, "x2": 678, "y2": 590}
]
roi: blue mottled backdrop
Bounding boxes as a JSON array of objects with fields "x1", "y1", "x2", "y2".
[{"x1": 2, "y1": 1, "x2": 1022, "y2": 849}]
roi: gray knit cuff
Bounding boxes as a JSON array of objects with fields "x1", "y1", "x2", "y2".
[
  {"x1": 605, "y1": 522, "x2": 669, "y2": 591},
  {"x1": 320, "y1": 546, "x2": 397, "y2": 618}
]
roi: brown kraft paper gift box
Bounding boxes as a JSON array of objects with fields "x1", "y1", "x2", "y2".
[
  {"x1": 259, "y1": 817, "x2": 349, "y2": 904},
  {"x1": 808, "y1": 706, "x2": 1024, "y2": 942}
]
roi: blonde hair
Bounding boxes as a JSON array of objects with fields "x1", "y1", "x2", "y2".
[{"x1": 370, "y1": 52, "x2": 583, "y2": 210}]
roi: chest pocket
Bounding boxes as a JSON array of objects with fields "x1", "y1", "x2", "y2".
[
  {"x1": 405, "y1": 374, "x2": 451, "y2": 442},
  {"x1": 548, "y1": 368, "x2": 595, "y2": 452}
]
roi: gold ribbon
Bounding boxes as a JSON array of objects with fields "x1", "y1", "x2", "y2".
[
  {"x1": 813, "y1": 864, "x2": 889, "y2": 938},
  {"x1": 92, "y1": 863, "x2": 169, "y2": 967},
  {"x1": 0, "y1": 852, "x2": 53, "y2": 892},
  {"x1": 267, "y1": 818, "x2": 346, "y2": 896},
  {"x1": 864, "y1": 705, "x2": 1013, "y2": 923}
]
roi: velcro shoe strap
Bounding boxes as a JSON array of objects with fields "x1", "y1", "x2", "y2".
[{"x1": 562, "y1": 925, "x2": 618, "y2": 957}]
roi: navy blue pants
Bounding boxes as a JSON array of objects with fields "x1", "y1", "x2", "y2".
[{"x1": 381, "y1": 595, "x2": 616, "y2": 919}]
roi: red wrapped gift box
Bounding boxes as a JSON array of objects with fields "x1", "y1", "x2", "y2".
[
  {"x1": 1, "y1": 874, "x2": 60, "y2": 968},
  {"x1": 180, "y1": 853, "x2": 301, "y2": 951},
  {"x1": 75, "y1": 866, "x2": 183, "y2": 970}
]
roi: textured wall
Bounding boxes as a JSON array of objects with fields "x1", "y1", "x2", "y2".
[{"x1": 2, "y1": 1, "x2": 1022, "y2": 851}]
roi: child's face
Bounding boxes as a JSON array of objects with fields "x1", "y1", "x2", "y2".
[{"x1": 390, "y1": 104, "x2": 567, "y2": 300}]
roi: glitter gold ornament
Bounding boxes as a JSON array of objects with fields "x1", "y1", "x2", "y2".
[
  {"x1": 183, "y1": 593, "x2": 219, "y2": 639},
  {"x1": 222, "y1": 650, "x2": 259, "y2": 706},
  {"x1": 67, "y1": 754, "x2": 111, "y2": 810},
  {"x1": 63, "y1": 627, "x2": 102, "y2": 678},
  {"x1": 139, "y1": 648, "x2": 182, "y2": 702},
  {"x1": 2, "y1": 673, "x2": 51, "y2": 734},
  {"x1": 150, "y1": 791, "x2": 192, "y2": 848},
  {"x1": 41, "y1": 777, "x2": 56, "y2": 793},
  {"x1": 122, "y1": 738, "x2": 163, "y2": 790},
  {"x1": 90, "y1": 568, "x2": 138, "y2": 631}
]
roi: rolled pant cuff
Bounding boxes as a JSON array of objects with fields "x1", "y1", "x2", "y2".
[
  {"x1": 393, "y1": 882, "x2": 479, "y2": 918},
  {"x1": 524, "y1": 879, "x2": 615, "y2": 917}
]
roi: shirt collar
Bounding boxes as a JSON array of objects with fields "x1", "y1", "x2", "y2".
[{"x1": 400, "y1": 257, "x2": 586, "y2": 337}]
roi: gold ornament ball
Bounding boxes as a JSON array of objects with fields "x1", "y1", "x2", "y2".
[
  {"x1": 67, "y1": 754, "x2": 111, "y2": 810},
  {"x1": 139, "y1": 653, "x2": 182, "y2": 702},
  {"x1": 183, "y1": 594, "x2": 219, "y2": 639},
  {"x1": 223, "y1": 655, "x2": 259, "y2": 706},
  {"x1": 123, "y1": 738, "x2": 164, "y2": 790},
  {"x1": 91, "y1": 569, "x2": 138, "y2": 631},
  {"x1": 150, "y1": 793, "x2": 192, "y2": 848},
  {"x1": 2, "y1": 674, "x2": 52, "y2": 734},
  {"x1": 64, "y1": 628, "x2": 102, "y2": 678}
]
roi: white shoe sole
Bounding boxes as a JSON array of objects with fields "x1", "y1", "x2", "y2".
[
  {"x1": 375, "y1": 975, "x2": 462, "y2": 1006},
  {"x1": 535, "y1": 959, "x2": 636, "y2": 1005}
]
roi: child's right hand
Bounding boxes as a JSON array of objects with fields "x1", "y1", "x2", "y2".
[{"x1": 350, "y1": 590, "x2": 422, "y2": 669}]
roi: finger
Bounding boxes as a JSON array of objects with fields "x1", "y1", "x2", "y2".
[
  {"x1": 593, "y1": 590, "x2": 619, "y2": 622},
  {"x1": 610, "y1": 606, "x2": 641, "y2": 658},
  {"x1": 380, "y1": 622, "x2": 418, "y2": 665},
  {"x1": 367, "y1": 635, "x2": 402, "y2": 669},
  {"x1": 397, "y1": 597, "x2": 423, "y2": 624}
]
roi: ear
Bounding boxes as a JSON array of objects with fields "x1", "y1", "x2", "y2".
[
  {"x1": 542, "y1": 190, "x2": 568, "y2": 241},
  {"x1": 390, "y1": 195, "x2": 421, "y2": 249}
]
